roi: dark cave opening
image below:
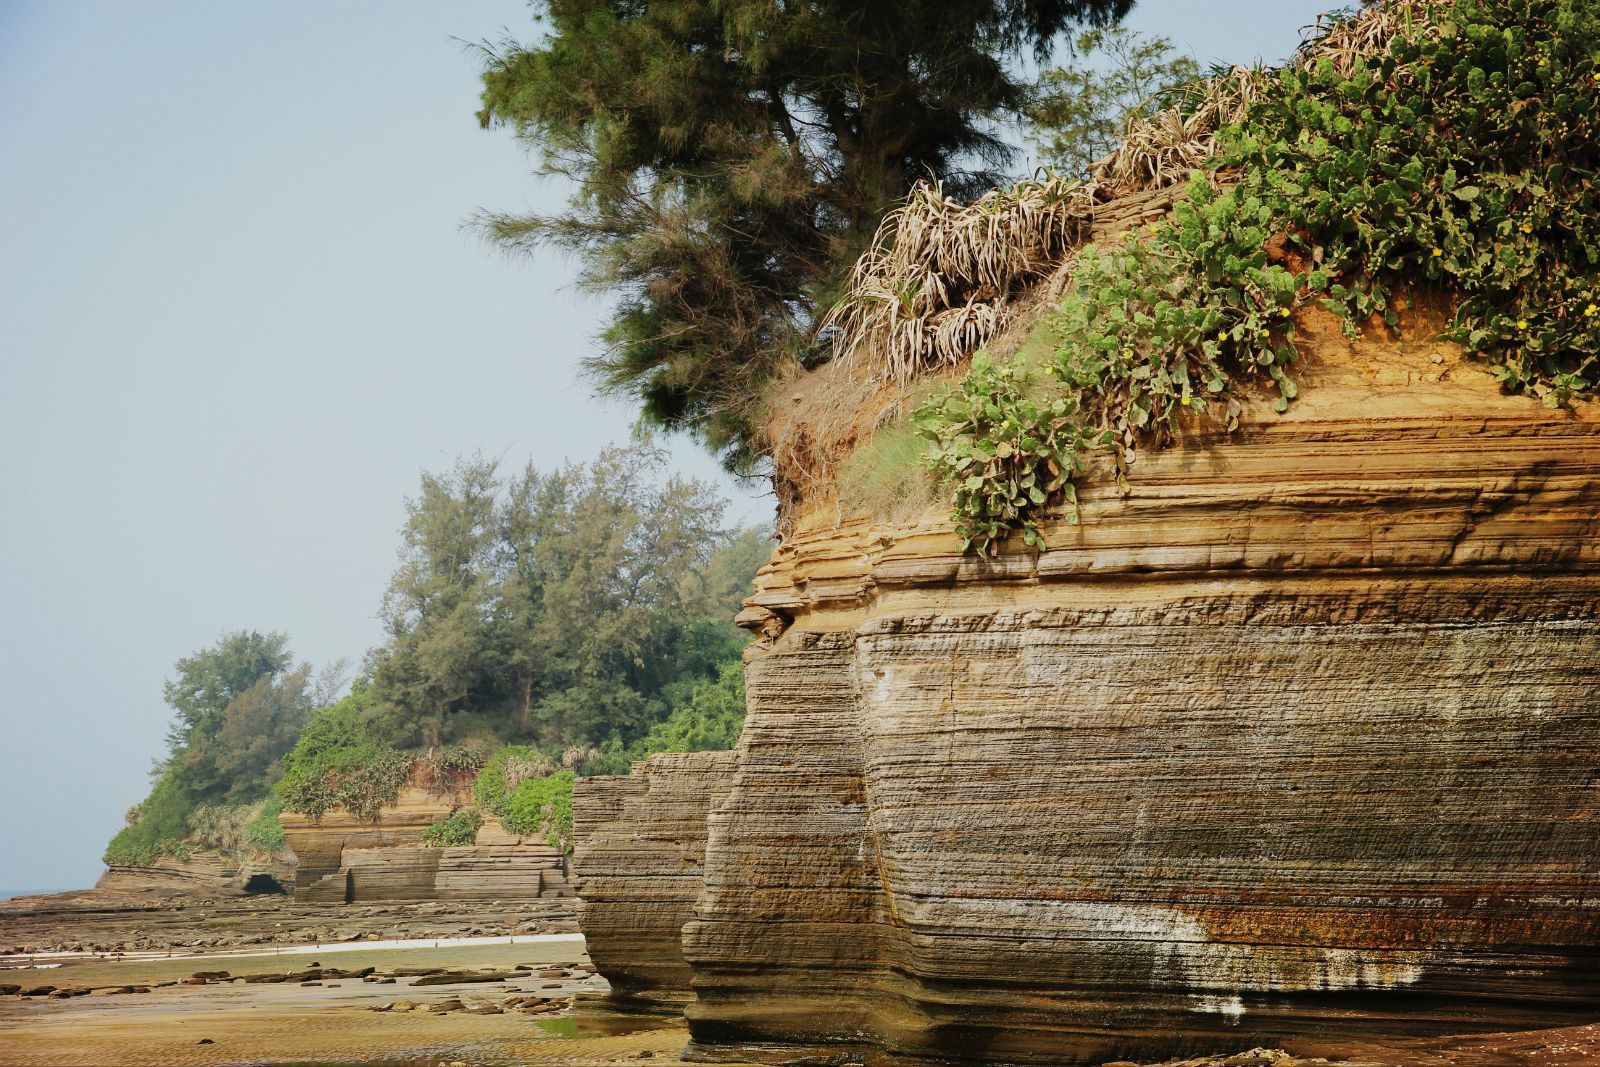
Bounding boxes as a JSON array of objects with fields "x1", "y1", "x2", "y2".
[{"x1": 242, "y1": 873, "x2": 287, "y2": 895}]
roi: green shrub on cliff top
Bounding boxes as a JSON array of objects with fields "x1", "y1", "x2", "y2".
[
  {"x1": 242, "y1": 796, "x2": 286, "y2": 852},
  {"x1": 274, "y1": 692, "x2": 412, "y2": 820},
  {"x1": 915, "y1": 0, "x2": 1600, "y2": 551},
  {"x1": 472, "y1": 744, "x2": 555, "y2": 818},
  {"x1": 104, "y1": 772, "x2": 193, "y2": 867}
]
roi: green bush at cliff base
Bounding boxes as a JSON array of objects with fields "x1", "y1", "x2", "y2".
[
  {"x1": 914, "y1": 0, "x2": 1600, "y2": 552},
  {"x1": 419, "y1": 807, "x2": 483, "y2": 847},
  {"x1": 242, "y1": 797, "x2": 285, "y2": 851},
  {"x1": 501, "y1": 771, "x2": 575, "y2": 853}
]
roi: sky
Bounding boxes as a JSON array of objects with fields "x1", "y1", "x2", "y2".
[{"x1": 0, "y1": 0, "x2": 1333, "y2": 894}]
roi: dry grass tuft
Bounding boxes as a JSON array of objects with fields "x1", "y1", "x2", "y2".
[{"x1": 820, "y1": 177, "x2": 1096, "y2": 386}]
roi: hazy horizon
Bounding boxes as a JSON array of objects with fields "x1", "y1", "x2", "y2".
[{"x1": 0, "y1": 0, "x2": 1330, "y2": 893}]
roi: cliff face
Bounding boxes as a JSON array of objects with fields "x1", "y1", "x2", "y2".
[
  {"x1": 281, "y1": 780, "x2": 468, "y2": 901},
  {"x1": 281, "y1": 776, "x2": 576, "y2": 904},
  {"x1": 573, "y1": 751, "x2": 738, "y2": 1001},
  {"x1": 587, "y1": 312, "x2": 1600, "y2": 1064}
]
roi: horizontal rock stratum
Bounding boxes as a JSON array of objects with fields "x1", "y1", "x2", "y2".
[
  {"x1": 577, "y1": 309, "x2": 1600, "y2": 1064},
  {"x1": 281, "y1": 774, "x2": 575, "y2": 905}
]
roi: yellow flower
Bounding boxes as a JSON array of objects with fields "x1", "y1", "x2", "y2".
[
  {"x1": 1585, "y1": 303, "x2": 1598, "y2": 317},
  {"x1": 1517, "y1": 319, "x2": 1529, "y2": 330},
  {"x1": 1278, "y1": 306, "x2": 1292, "y2": 318},
  {"x1": 1520, "y1": 223, "x2": 1533, "y2": 234},
  {"x1": 1431, "y1": 248, "x2": 1443, "y2": 258},
  {"x1": 1216, "y1": 331, "x2": 1228, "y2": 342}
]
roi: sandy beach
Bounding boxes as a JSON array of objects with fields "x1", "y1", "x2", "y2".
[{"x1": 0, "y1": 935, "x2": 714, "y2": 1066}]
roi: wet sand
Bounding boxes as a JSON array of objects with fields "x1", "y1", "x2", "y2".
[
  {"x1": 0, "y1": 937, "x2": 715, "y2": 1066},
  {"x1": 4, "y1": 935, "x2": 1599, "y2": 1065}
]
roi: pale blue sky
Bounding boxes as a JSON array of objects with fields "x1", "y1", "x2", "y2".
[{"x1": 0, "y1": 0, "x2": 1331, "y2": 893}]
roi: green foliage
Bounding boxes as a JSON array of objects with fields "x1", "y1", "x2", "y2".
[
  {"x1": 365, "y1": 441, "x2": 760, "y2": 757},
  {"x1": 108, "y1": 632, "x2": 326, "y2": 866},
  {"x1": 633, "y1": 661, "x2": 747, "y2": 756},
  {"x1": 501, "y1": 772, "x2": 576, "y2": 853},
  {"x1": 274, "y1": 692, "x2": 413, "y2": 820},
  {"x1": 242, "y1": 797, "x2": 285, "y2": 852},
  {"x1": 914, "y1": 351, "x2": 1101, "y2": 552},
  {"x1": 419, "y1": 807, "x2": 483, "y2": 847},
  {"x1": 1222, "y1": 0, "x2": 1600, "y2": 405},
  {"x1": 1028, "y1": 24, "x2": 1201, "y2": 176},
  {"x1": 477, "y1": 0, "x2": 1130, "y2": 468},
  {"x1": 473, "y1": 745, "x2": 555, "y2": 819},
  {"x1": 916, "y1": 0, "x2": 1599, "y2": 550},
  {"x1": 157, "y1": 631, "x2": 312, "y2": 805},
  {"x1": 103, "y1": 773, "x2": 192, "y2": 867}
]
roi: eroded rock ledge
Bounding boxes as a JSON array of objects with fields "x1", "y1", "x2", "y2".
[
  {"x1": 583, "y1": 326, "x2": 1600, "y2": 1065},
  {"x1": 573, "y1": 751, "x2": 738, "y2": 1001}
]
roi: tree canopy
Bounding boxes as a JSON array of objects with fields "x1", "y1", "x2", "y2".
[
  {"x1": 363, "y1": 440, "x2": 764, "y2": 754},
  {"x1": 1026, "y1": 25, "x2": 1200, "y2": 177},
  {"x1": 477, "y1": 0, "x2": 1132, "y2": 469},
  {"x1": 107, "y1": 631, "x2": 324, "y2": 865}
]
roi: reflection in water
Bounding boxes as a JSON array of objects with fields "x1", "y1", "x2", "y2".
[{"x1": 536, "y1": 993, "x2": 685, "y2": 1039}]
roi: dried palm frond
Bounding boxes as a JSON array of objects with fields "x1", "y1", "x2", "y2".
[{"x1": 821, "y1": 176, "x2": 1095, "y2": 384}]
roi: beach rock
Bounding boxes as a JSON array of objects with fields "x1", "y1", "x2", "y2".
[{"x1": 410, "y1": 969, "x2": 522, "y2": 987}]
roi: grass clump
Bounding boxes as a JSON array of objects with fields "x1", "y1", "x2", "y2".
[
  {"x1": 835, "y1": 420, "x2": 940, "y2": 523},
  {"x1": 419, "y1": 807, "x2": 482, "y2": 847}
]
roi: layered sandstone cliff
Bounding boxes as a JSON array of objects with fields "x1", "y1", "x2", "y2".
[
  {"x1": 282, "y1": 776, "x2": 576, "y2": 905},
  {"x1": 580, "y1": 307, "x2": 1600, "y2": 1064},
  {"x1": 572, "y1": 751, "x2": 738, "y2": 1000}
]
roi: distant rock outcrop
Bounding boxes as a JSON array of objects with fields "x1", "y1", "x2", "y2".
[
  {"x1": 90, "y1": 849, "x2": 293, "y2": 900},
  {"x1": 577, "y1": 309, "x2": 1600, "y2": 1064},
  {"x1": 281, "y1": 774, "x2": 576, "y2": 905}
]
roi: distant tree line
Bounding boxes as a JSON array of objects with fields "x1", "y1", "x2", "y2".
[{"x1": 107, "y1": 440, "x2": 768, "y2": 866}]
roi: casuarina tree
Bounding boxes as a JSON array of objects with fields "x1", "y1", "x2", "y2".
[{"x1": 476, "y1": 0, "x2": 1132, "y2": 470}]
